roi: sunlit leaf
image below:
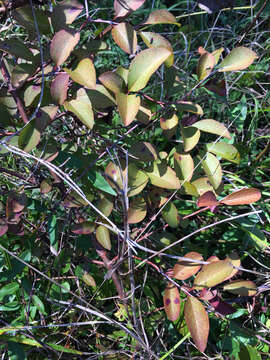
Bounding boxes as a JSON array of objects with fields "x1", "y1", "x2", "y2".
[
  {"x1": 220, "y1": 188, "x2": 261, "y2": 206},
  {"x1": 139, "y1": 31, "x2": 174, "y2": 67},
  {"x1": 193, "y1": 119, "x2": 231, "y2": 139},
  {"x1": 197, "y1": 52, "x2": 215, "y2": 80},
  {"x1": 184, "y1": 296, "x2": 209, "y2": 352},
  {"x1": 82, "y1": 272, "x2": 96, "y2": 287},
  {"x1": 112, "y1": 23, "x2": 137, "y2": 54},
  {"x1": 147, "y1": 161, "x2": 181, "y2": 189},
  {"x1": 114, "y1": 0, "x2": 146, "y2": 17},
  {"x1": 128, "y1": 47, "x2": 171, "y2": 92},
  {"x1": 182, "y1": 126, "x2": 200, "y2": 152},
  {"x1": 65, "y1": 58, "x2": 96, "y2": 89},
  {"x1": 24, "y1": 84, "x2": 41, "y2": 107},
  {"x1": 18, "y1": 119, "x2": 41, "y2": 152},
  {"x1": 161, "y1": 202, "x2": 180, "y2": 228},
  {"x1": 116, "y1": 93, "x2": 140, "y2": 126},
  {"x1": 163, "y1": 284, "x2": 181, "y2": 321},
  {"x1": 218, "y1": 47, "x2": 258, "y2": 72},
  {"x1": 64, "y1": 99, "x2": 94, "y2": 129},
  {"x1": 128, "y1": 196, "x2": 147, "y2": 223},
  {"x1": 194, "y1": 260, "x2": 233, "y2": 289},
  {"x1": 50, "y1": 29, "x2": 80, "y2": 66},
  {"x1": 128, "y1": 163, "x2": 149, "y2": 197},
  {"x1": 99, "y1": 71, "x2": 125, "y2": 94},
  {"x1": 206, "y1": 142, "x2": 240, "y2": 164},
  {"x1": 160, "y1": 113, "x2": 178, "y2": 138},
  {"x1": 143, "y1": 9, "x2": 180, "y2": 26},
  {"x1": 173, "y1": 252, "x2": 203, "y2": 280},
  {"x1": 51, "y1": 0, "x2": 83, "y2": 31},
  {"x1": 211, "y1": 47, "x2": 224, "y2": 64},
  {"x1": 174, "y1": 152, "x2": 194, "y2": 183},
  {"x1": 202, "y1": 152, "x2": 222, "y2": 189},
  {"x1": 105, "y1": 161, "x2": 127, "y2": 190},
  {"x1": 50, "y1": 73, "x2": 69, "y2": 105},
  {"x1": 191, "y1": 177, "x2": 214, "y2": 196},
  {"x1": 223, "y1": 280, "x2": 257, "y2": 297},
  {"x1": 96, "y1": 225, "x2": 111, "y2": 250},
  {"x1": 224, "y1": 252, "x2": 241, "y2": 281}
]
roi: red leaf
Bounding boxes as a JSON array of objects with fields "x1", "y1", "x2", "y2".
[{"x1": 197, "y1": 191, "x2": 218, "y2": 207}]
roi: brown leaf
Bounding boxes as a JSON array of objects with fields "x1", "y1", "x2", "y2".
[
  {"x1": 220, "y1": 188, "x2": 261, "y2": 206},
  {"x1": 173, "y1": 252, "x2": 203, "y2": 280},
  {"x1": 163, "y1": 284, "x2": 181, "y2": 321},
  {"x1": 184, "y1": 296, "x2": 209, "y2": 352},
  {"x1": 197, "y1": 191, "x2": 218, "y2": 208}
]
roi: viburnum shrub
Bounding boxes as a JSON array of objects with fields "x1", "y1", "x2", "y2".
[{"x1": 0, "y1": 0, "x2": 264, "y2": 357}]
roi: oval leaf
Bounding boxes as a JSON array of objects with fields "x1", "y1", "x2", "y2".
[
  {"x1": 173, "y1": 252, "x2": 203, "y2": 280},
  {"x1": 194, "y1": 260, "x2": 233, "y2": 290},
  {"x1": 161, "y1": 202, "x2": 180, "y2": 228},
  {"x1": 51, "y1": 0, "x2": 83, "y2": 31},
  {"x1": 50, "y1": 73, "x2": 69, "y2": 105},
  {"x1": 163, "y1": 284, "x2": 181, "y2": 321},
  {"x1": 128, "y1": 47, "x2": 171, "y2": 92},
  {"x1": 147, "y1": 162, "x2": 181, "y2": 190},
  {"x1": 65, "y1": 58, "x2": 96, "y2": 89},
  {"x1": 191, "y1": 177, "x2": 214, "y2": 196},
  {"x1": 86, "y1": 84, "x2": 116, "y2": 109},
  {"x1": 197, "y1": 52, "x2": 215, "y2": 81},
  {"x1": 202, "y1": 152, "x2": 222, "y2": 189},
  {"x1": 99, "y1": 71, "x2": 125, "y2": 94},
  {"x1": 223, "y1": 280, "x2": 257, "y2": 297},
  {"x1": 193, "y1": 119, "x2": 231, "y2": 139},
  {"x1": 184, "y1": 296, "x2": 209, "y2": 352},
  {"x1": 64, "y1": 99, "x2": 94, "y2": 129},
  {"x1": 197, "y1": 191, "x2": 218, "y2": 207},
  {"x1": 128, "y1": 196, "x2": 147, "y2": 224},
  {"x1": 105, "y1": 161, "x2": 126, "y2": 190},
  {"x1": 220, "y1": 188, "x2": 261, "y2": 206},
  {"x1": 50, "y1": 29, "x2": 80, "y2": 66},
  {"x1": 71, "y1": 221, "x2": 95, "y2": 235},
  {"x1": 128, "y1": 163, "x2": 149, "y2": 197},
  {"x1": 0, "y1": 39, "x2": 34, "y2": 61},
  {"x1": 144, "y1": 9, "x2": 179, "y2": 26},
  {"x1": 182, "y1": 126, "x2": 200, "y2": 152},
  {"x1": 116, "y1": 92, "x2": 141, "y2": 126},
  {"x1": 112, "y1": 23, "x2": 137, "y2": 54},
  {"x1": 96, "y1": 225, "x2": 111, "y2": 250},
  {"x1": 174, "y1": 152, "x2": 194, "y2": 183},
  {"x1": 206, "y1": 142, "x2": 240, "y2": 164},
  {"x1": 18, "y1": 119, "x2": 41, "y2": 152},
  {"x1": 218, "y1": 47, "x2": 258, "y2": 72},
  {"x1": 129, "y1": 141, "x2": 157, "y2": 162}
]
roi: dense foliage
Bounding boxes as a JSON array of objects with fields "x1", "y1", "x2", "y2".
[{"x1": 0, "y1": 0, "x2": 269, "y2": 359}]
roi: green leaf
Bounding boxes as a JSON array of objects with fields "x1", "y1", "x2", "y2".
[
  {"x1": 206, "y1": 142, "x2": 241, "y2": 164},
  {"x1": 236, "y1": 218, "x2": 269, "y2": 250},
  {"x1": 32, "y1": 295, "x2": 46, "y2": 314},
  {"x1": 18, "y1": 119, "x2": 41, "y2": 152},
  {"x1": 193, "y1": 119, "x2": 231, "y2": 139},
  {"x1": 161, "y1": 202, "x2": 180, "y2": 228},
  {"x1": 86, "y1": 84, "x2": 116, "y2": 109},
  {"x1": 176, "y1": 101, "x2": 203, "y2": 115},
  {"x1": 174, "y1": 152, "x2": 194, "y2": 183},
  {"x1": 128, "y1": 163, "x2": 149, "y2": 197},
  {"x1": 11, "y1": 63, "x2": 35, "y2": 89},
  {"x1": 218, "y1": 47, "x2": 258, "y2": 72},
  {"x1": 99, "y1": 71, "x2": 125, "y2": 94},
  {"x1": 0, "y1": 39, "x2": 34, "y2": 61},
  {"x1": 197, "y1": 52, "x2": 215, "y2": 80},
  {"x1": 202, "y1": 152, "x2": 222, "y2": 189},
  {"x1": 223, "y1": 280, "x2": 257, "y2": 297},
  {"x1": 116, "y1": 92, "x2": 141, "y2": 126},
  {"x1": 50, "y1": 29, "x2": 80, "y2": 66},
  {"x1": 143, "y1": 9, "x2": 180, "y2": 26},
  {"x1": 0, "y1": 282, "x2": 19, "y2": 299},
  {"x1": 24, "y1": 84, "x2": 41, "y2": 107},
  {"x1": 129, "y1": 141, "x2": 158, "y2": 161},
  {"x1": 111, "y1": 22, "x2": 137, "y2": 54},
  {"x1": 64, "y1": 99, "x2": 94, "y2": 129},
  {"x1": 96, "y1": 225, "x2": 111, "y2": 250},
  {"x1": 128, "y1": 47, "x2": 171, "y2": 92},
  {"x1": 88, "y1": 170, "x2": 117, "y2": 196},
  {"x1": 48, "y1": 214, "x2": 58, "y2": 255},
  {"x1": 128, "y1": 196, "x2": 147, "y2": 223},
  {"x1": 194, "y1": 260, "x2": 233, "y2": 289},
  {"x1": 65, "y1": 58, "x2": 96, "y2": 89},
  {"x1": 146, "y1": 161, "x2": 181, "y2": 189},
  {"x1": 8, "y1": 342, "x2": 26, "y2": 360},
  {"x1": 182, "y1": 126, "x2": 200, "y2": 152}
]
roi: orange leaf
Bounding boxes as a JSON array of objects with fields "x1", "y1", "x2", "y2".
[{"x1": 220, "y1": 188, "x2": 261, "y2": 205}]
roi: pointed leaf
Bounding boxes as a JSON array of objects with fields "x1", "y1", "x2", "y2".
[
  {"x1": 182, "y1": 126, "x2": 200, "y2": 152},
  {"x1": 184, "y1": 296, "x2": 209, "y2": 352},
  {"x1": 202, "y1": 152, "x2": 222, "y2": 189},
  {"x1": 105, "y1": 161, "x2": 127, "y2": 190},
  {"x1": 112, "y1": 23, "x2": 137, "y2": 54},
  {"x1": 97, "y1": 195, "x2": 114, "y2": 217},
  {"x1": 224, "y1": 252, "x2": 241, "y2": 281},
  {"x1": 174, "y1": 152, "x2": 194, "y2": 183},
  {"x1": 64, "y1": 99, "x2": 94, "y2": 129},
  {"x1": 51, "y1": 0, "x2": 83, "y2": 31},
  {"x1": 211, "y1": 47, "x2": 224, "y2": 64},
  {"x1": 96, "y1": 225, "x2": 111, "y2": 250},
  {"x1": 163, "y1": 284, "x2": 181, "y2": 321},
  {"x1": 139, "y1": 31, "x2": 174, "y2": 67},
  {"x1": 128, "y1": 196, "x2": 147, "y2": 224},
  {"x1": 116, "y1": 93, "x2": 140, "y2": 126},
  {"x1": 206, "y1": 142, "x2": 240, "y2": 164},
  {"x1": 99, "y1": 71, "x2": 125, "y2": 94},
  {"x1": 128, "y1": 163, "x2": 149, "y2": 197},
  {"x1": 71, "y1": 221, "x2": 95, "y2": 235},
  {"x1": 50, "y1": 29, "x2": 80, "y2": 66},
  {"x1": 173, "y1": 252, "x2": 203, "y2": 280},
  {"x1": 86, "y1": 84, "x2": 116, "y2": 109},
  {"x1": 220, "y1": 188, "x2": 261, "y2": 206},
  {"x1": 223, "y1": 280, "x2": 257, "y2": 297},
  {"x1": 161, "y1": 202, "x2": 180, "y2": 228},
  {"x1": 128, "y1": 47, "x2": 171, "y2": 92},
  {"x1": 129, "y1": 141, "x2": 157, "y2": 162},
  {"x1": 194, "y1": 260, "x2": 233, "y2": 290},
  {"x1": 0, "y1": 39, "x2": 34, "y2": 61},
  {"x1": 197, "y1": 52, "x2": 215, "y2": 81},
  {"x1": 193, "y1": 119, "x2": 231, "y2": 139},
  {"x1": 144, "y1": 9, "x2": 179, "y2": 26},
  {"x1": 114, "y1": 0, "x2": 146, "y2": 17},
  {"x1": 82, "y1": 272, "x2": 96, "y2": 287},
  {"x1": 50, "y1": 73, "x2": 69, "y2": 105},
  {"x1": 147, "y1": 162, "x2": 181, "y2": 189},
  {"x1": 24, "y1": 84, "x2": 41, "y2": 107},
  {"x1": 218, "y1": 47, "x2": 258, "y2": 72},
  {"x1": 197, "y1": 191, "x2": 218, "y2": 207},
  {"x1": 18, "y1": 119, "x2": 41, "y2": 152},
  {"x1": 65, "y1": 58, "x2": 96, "y2": 89}
]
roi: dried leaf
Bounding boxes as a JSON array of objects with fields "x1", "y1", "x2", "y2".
[
  {"x1": 197, "y1": 191, "x2": 218, "y2": 207},
  {"x1": 163, "y1": 284, "x2": 181, "y2": 321},
  {"x1": 220, "y1": 188, "x2": 261, "y2": 206}
]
